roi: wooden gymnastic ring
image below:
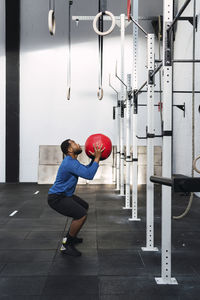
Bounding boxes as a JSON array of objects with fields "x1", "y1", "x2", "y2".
[
  {"x1": 97, "y1": 88, "x2": 103, "y2": 100},
  {"x1": 48, "y1": 9, "x2": 56, "y2": 36},
  {"x1": 193, "y1": 155, "x2": 200, "y2": 174},
  {"x1": 93, "y1": 11, "x2": 115, "y2": 36}
]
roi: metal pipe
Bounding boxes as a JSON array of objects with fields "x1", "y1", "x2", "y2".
[
  {"x1": 155, "y1": 0, "x2": 178, "y2": 285},
  {"x1": 173, "y1": 0, "x2": 196, "y2": 221},
  {"x1": 72, "y1": 15, "x2": 173, "y2": 22},
  {"x1": 129, "y1": 0, "x2": 140, "y2": 222},
  {"x1": 142, "y1": 34, "x2": 158, "y2": 252},
  {"x1": 115, "y1": 62, "x2": 127, "y2": 89},
  {"x1": 173, "y1": 59, "x2": 200, "y2": 63},
  {"x1": 139, "y1": 90, "x2": 200, "y2": 94},
  {"x1": 120, "y1": 14, "x2": 125, "y2": 197},
  {"x1": 174, "y1": 90, "x2": 200, "y2": 93},
  {"x1": 135, "y1": 81, "x2": 147, "y2": 96},
  {"x1": 150, "y1": 62, "x2": 163, "y2": 78},
  {"x1": 150, "y1": 176, "x2": 172, "y2": 186},
  {"x1": 125, "y1": 74, "x2": 132, "y2": 209},
  {"x1": 130, "y1": 16, "x2": 148, "y2": 36},
  {"x1": 109, "y1": 74, "x2": 119, "y2": 95},
  {"x1": 192, "y1": 0, "x2": 196, "y2": 179},
  {"x1": 108, "y1": 74, "x2": 120, "y2": 191},
  {"x1": 158, "y1": 15, "x2": 163, "y2": 133},
  {"x1": 156, "y1": 59, "x2": 200, "y2": 63}
]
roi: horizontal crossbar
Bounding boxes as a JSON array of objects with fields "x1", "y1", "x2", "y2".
[{"x1": 150, "y1": 175, "x2": 200, "y2": 193}]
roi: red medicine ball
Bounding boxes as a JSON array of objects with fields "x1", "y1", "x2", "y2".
[{"x1": 85, "y1": 134, "x2": 112, "y2": 161}]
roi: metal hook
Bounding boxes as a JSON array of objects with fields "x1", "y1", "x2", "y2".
[
  {"x1": 115, "y1": 61, "x2": 127, "y2": 89},
  {"x1": 130, "y1": 16, "x2": 148, "y2": 36},
  {"x1": 75, "y1": 18, "x2": 79, "y2": 27},
  {"x1": 115, "y1": 62, "x2": 127, "y2": 103},
  {"x1": 109, "y1": 74, "x2": 119, "y2": 101}
]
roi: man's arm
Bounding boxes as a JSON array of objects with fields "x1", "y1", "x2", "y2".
[
  {"x1": 69, "y1": 159, "x2": 99, "y2": 180},
  {"x1": 68, "y1": 143, "x2": 104, "y2": 179},
  {"x1": 86, "y1": 159, "x2": 94, "y2": 168}
]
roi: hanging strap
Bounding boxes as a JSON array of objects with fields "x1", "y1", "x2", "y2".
[
  {"x1": 67, "y1": 0, "x2": 73, "y2": 100},
  {"x1": 127, "y1": 0, "x2": 131, "y2": 21},
  {"x1": 97, "y1": 0, "x2": 104, "y2": 100},
  {"x1": 97, "y1": 0, "x2": 107, "y2": 100},
  {"x1": 98, "y1": 14, "x2": 103, "y2": 99}
]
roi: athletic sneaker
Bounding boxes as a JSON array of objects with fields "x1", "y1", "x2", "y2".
[
  {"x1": 60, "y1": 244, "x2": 82, "y2": 257},
  {"x1": 62, "y1": 236, "x2": 83, "y2": 245},
  {"x1": 73, "y1": 236, "x2": 83, "y2": 244}
]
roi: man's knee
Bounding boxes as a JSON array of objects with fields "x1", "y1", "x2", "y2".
[
  {"x1": 81, "y1": 214, "x2": 88, "y2": 223},
  {"x1": 82, "y1": 214, "x2": 87, "y2": 221},
  {"x1": 75, "y1": 214, "x2": 87, "y2": 222}
]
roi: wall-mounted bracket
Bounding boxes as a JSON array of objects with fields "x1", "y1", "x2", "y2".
[
  {"x1": 173, "y1": 102, "x2": 185, "y2": 117},
  {"x1": 121, "y1": 101, "x2": 125, "y2": 118},
  {"x1": 179, "y1": 16, "x2": 198, "y2": 31},
  {"x1": 148, "y1": 70, "x2": 155, "y2": 85},
  {"x1": 133, "y1": 90, "x2": 138, "y2": 114}
]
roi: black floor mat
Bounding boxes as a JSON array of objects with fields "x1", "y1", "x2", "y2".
[{"x1": 0, "y1": 183, "x2": 200, "y2": 299}]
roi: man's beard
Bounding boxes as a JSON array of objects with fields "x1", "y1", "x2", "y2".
[{"x1": 75, "y1": 148, "x2": 82, "y2": 155}]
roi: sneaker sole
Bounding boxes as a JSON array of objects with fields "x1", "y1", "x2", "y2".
[{"x1": 60, "y1": 245, "x2": 81, "y2": 257}]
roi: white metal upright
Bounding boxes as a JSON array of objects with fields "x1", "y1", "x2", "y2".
[
  {"x1": 116, "y1": 100, "x2": 121, "y2": 191},
  {"x1": 129, "y1": 0, "x2": 140, "y2": 221},
  {"x1": 120, "y1": 14, "x2": 126, "y2": 197},
  {"x1": 142, "y1": 34, "x2": 158, "y2": 252},
  {"x1": 124, "y1": 74, "x2": 132, "y2": 209},
  {"x1": 155, "y1": 0, "x2": 177, "y2": 285}
]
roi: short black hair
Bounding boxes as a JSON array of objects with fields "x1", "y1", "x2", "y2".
[{"x1": 61, "y1": 139, "x2": 71, "y2": 155}]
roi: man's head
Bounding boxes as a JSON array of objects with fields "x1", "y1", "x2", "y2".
[{"x1": 61, "y1": 139, "x2": 82, "y2": 156}]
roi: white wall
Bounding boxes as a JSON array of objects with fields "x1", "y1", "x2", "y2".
[
  {"x1": 20, "y1": 0, "x2": 163, "y2": 182},
  {"x1": 0, "y1": 0, "x2": 5, "y2": 182},
  {"x1": 0, "y1": 0, "x2": 197, "y2": 182},
  {"x1": 173, "y1": 0, "x2": 200, "y2": 176}
]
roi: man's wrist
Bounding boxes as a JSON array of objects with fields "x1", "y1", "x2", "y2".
[{"x1": 94, "y1": 157, "x2": 100, "y2": 164}]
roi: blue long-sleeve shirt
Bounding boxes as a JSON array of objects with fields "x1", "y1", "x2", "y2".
[{"x1": 48, "y1": 155, "x2": 99, "y2": 196}]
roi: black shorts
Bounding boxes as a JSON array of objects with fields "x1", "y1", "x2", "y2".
[{"x1": 48, "y1": 193, "x2": 89, "y2": 220}]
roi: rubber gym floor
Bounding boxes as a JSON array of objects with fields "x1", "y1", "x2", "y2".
[{"x1": 0, "y1": 184, "x2": 200, "y2": 299}]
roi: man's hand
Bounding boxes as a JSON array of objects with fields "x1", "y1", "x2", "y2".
[{"x1": 89, "y1": 143, "x2": 105, "y2": 163}]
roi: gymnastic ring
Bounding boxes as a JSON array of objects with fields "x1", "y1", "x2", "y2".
[
  {"x1": 193, "y1": 155, "x2": 200, "y2": 174},
  {"x1": 93, "y1": 11, "x2": 115, "y2": 36},
  {"x1": 67, "y1": 87, "x2": 71, "y2": 100},
  {"x1": 97, "y1": 88, "x2": 103, "y2": 100},
  {"x1": 48, "y1": 9, "x2": 56, "y2": 36}
]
